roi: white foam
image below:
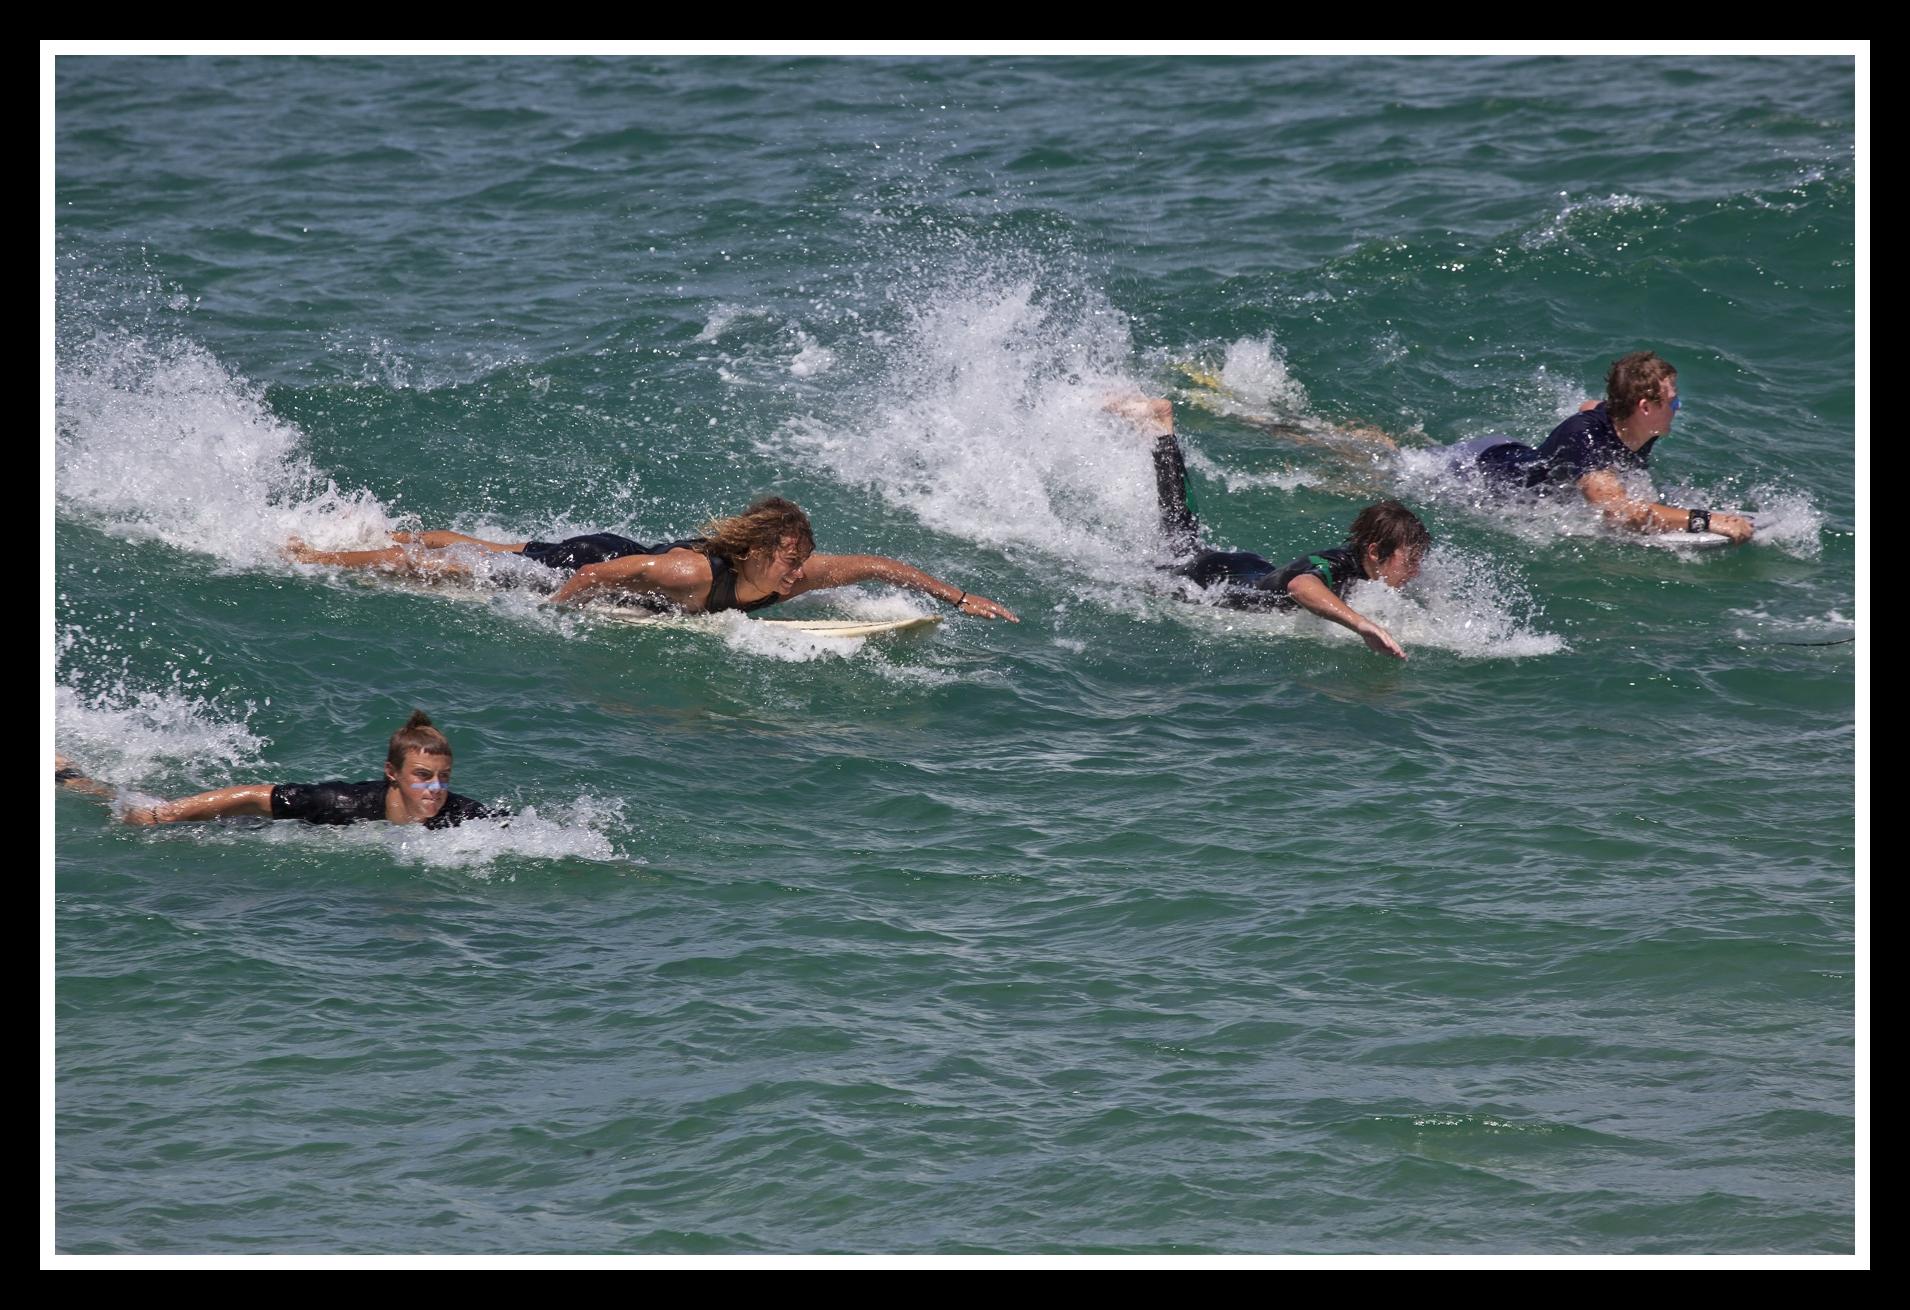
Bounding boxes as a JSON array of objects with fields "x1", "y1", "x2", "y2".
[
  {"x1": 788, "y1": 333, "x2": 837, "y2": 378},
  {"x1": 1172, "y1": 544, "x2": 1562, "y2": 661},
  {"x1": 1181, "y1": 444, "x2": 1308, "y2": 495},
  {"x1": 373, "y1": 796, "x2": 632, "y2": 872},
  {"x1": 54, "y1": 681, "x2": 269, "y2": 788},
  {"x1": 715, "y1": 609, "x2": 871, "y2": 662},
  {"x1": 1350, "y1": 547, "x2": 1565, "y2": 659},
  {"x1": 1213, "y1": 336, "x2": 1312, "y2": 413},
  {"x1": 1733, "y1": 484, "x2": 1827, "y2": 559},
  {"x1": 771, "y1": 273, "x2": 1160, "y2": 574},
  {"x1": 131, "y1": 794, "x2": 638, "y2": 874},
  {"x1": 56, "y1": 332, "x2": 401, "y2": 568},
  {"x1": 810, "y1": 588, "x2": 937, "y2": 624}
]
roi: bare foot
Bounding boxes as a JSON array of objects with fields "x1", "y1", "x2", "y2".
[{"x1": 1102, "y1": 394, "x2": 1174, "y2": 438}]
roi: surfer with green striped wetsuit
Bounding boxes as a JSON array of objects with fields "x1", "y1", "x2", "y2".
[{"x1": 1110, "y1": 396, "x2": 1431, "y2": 660}]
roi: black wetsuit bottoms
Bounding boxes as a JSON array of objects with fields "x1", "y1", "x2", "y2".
[
  {"x1": 1151, "y1": 433, "x2": 1369, "y2": 611},
  {"x1": 518, "y1": 533, "x2": 655, "y2": 570}
]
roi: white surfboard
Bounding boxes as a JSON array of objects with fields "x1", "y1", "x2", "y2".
[
  {"x1": 593, "y1": 611, "x2": 944, "y2": 638},
  {"x1": 338, "y1": 576, "x2": 948, "y2": 636},
  {"x1": 1636, "y1": 530, "x2": 1735, "y2": 550},
  {"x1": 1634, "y1": 511, "x2": 1751, "y2": 550}
]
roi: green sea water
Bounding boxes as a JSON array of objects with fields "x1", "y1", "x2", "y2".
[{"x1": 52, "y1": 55, "x2": 1858, "y2": 1254}]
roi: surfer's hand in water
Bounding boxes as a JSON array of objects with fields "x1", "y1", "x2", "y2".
[
  {"x1": 1357, "y1": 620, "x2": 1407, "y2": 660},
  {"x1": 53, "y1": 755, "x2": 117, "y2": 800},
  {"x1": 958, "y1": 593, "x2": 1019, "y2": 622},
  {"x1": 1712, "y1": 512, "x2": 1756, "y2": 543},
  {"x1": 284, "y1": 537, "x2": 320, "y2": 563}
]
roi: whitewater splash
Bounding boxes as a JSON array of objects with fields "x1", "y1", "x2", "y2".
[
  {"x1": 772, "y1": 274, "x2": 1163, "y2": 574},
  {"x1": 56, "y1": 331, "x2": 403, "y2": 567},
  {"x1": 1168, "y1": 543, "x2": 1564, "y2": 661},
  {"x1": 54, "y1": 681, "x2": 271, "y2": 791}
]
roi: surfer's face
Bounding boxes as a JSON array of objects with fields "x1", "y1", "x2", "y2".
[
  {"x1": 1368, "y1": 545, "x2": 1424, "y2": 589},
  {"x1": 1637, "y1": 379, "x2": 1679, "y2": 438},
  {"x1": 387, "y1": 749, "x2": 453, "y2": 822},
  {"x1": 746, "y1": 535, "x2": 811, "y2": 592}
]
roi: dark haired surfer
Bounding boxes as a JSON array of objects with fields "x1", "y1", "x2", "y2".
[{"x1": 1113, "y1": 397, "x2": 1432, "y2": 660}]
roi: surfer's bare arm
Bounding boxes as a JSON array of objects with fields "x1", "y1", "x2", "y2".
[
  {"x1": 123, "y1": 784, "x2": 277, "y2": 826},
  {"x1": 1284, "y1": 574, "x2": 1406, "y2": 660},
  {"x1": 548, "y1": 551, "x2": 707, "y2": 607},
  {"x1": 792, "y1": 554, "x2": 1020, "y2": 622},
  {"x1": 1577, "y1": 472, "x2": 1754, "y2": 542}
]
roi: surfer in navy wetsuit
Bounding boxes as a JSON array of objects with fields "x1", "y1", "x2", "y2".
[
  {"x1": 55, "y1": 711, "x2": 504, "y2": 829},
  {"x1": 1111, "y1": 397, "x2": 1431, "y2": 660},
  {"x1": 288, "y1": 496, "x2": 1018, "y2": 620},
  {"x1": 1445, "y1": 351, "x2": 1754, "y2": 543}
]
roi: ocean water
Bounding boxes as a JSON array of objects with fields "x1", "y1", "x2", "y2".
[{"x1": 51, "y1": 55, "x2": 1858, "y2": 1255}]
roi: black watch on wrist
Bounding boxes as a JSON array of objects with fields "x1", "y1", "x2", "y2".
[{"x1": 1686, "y1": 508, "x2": 1712, "y2": 534}]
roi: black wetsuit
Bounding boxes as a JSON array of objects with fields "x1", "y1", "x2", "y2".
[
  {"x1": 270, "y1": 781, "x2": 504, "y2": 830},
  {"x1": 1177, "y1": 545, "x2": 1369, "y2": 610},
  {"x1": 516, "y1": 534, "x2": 783, "y2": 613},
  {"x1": 1150, "y1": 432, "x2": 1369, "y2": 611},
  {"x1": 1458, "y1": 403, "x2": 1657, "y2": 491}
]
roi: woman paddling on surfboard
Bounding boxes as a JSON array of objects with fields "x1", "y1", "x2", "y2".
[
  {"x1": 288, "y1": 496, "x2": 1019, "y2": 621},
  {"x1": 1111, "y1": 397, "x2": 1430, "y2": 660}
]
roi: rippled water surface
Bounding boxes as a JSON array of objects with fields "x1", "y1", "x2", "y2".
[{"x1": 53, "y1": 55, "x2": 1858, "y2": 1254}]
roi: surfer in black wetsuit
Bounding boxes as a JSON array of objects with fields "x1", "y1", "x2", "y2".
[
  {"x1": 1444, "y1": 351, "x2": 1754, "y2": 543},
  {"x1": 54, "y1": 711, "x2": 504, "y2": 829},
  {"x1": 1112, "y1": 397, "x2": 1431, "y2": 660},
  {"x1": 287, "y1": 496, "x2": 1018, "y2": 621}
]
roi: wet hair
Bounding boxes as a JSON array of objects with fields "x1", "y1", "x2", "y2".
[
  {"x1": 1346, "y1": 500, "x2": 1431, "y2": 564},
  {"x1": 387, "y1": 709, "x2": 452, "y2": 770},
  {"x1": 698, "y1": 495, "x2": 816, "y2": 563},
  {"x1": 1604, "y1": 351, "x2": 1678, "y2": 420}
]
